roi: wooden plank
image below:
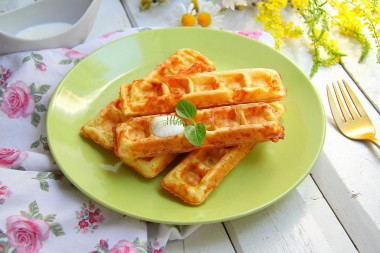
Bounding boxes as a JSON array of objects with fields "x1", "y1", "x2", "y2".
[
  {"x1": 311, "y1": 152, "x2": 380, "y2": 252},
  {"x1": 165, "y1": 223, "x2": 235, "y2": 253},
  {"x1": 120, "y1": 0, "x2": 138, "y2": 27},
  {"x1": 86, "y1": 0, "x2": 131, "y2": 40},
  {"x1": 339, "y1": 47, "x2": 380, "y2": 113},
  {"x1": 224, "y1": 176, "x2": 356, "y2": 253}
]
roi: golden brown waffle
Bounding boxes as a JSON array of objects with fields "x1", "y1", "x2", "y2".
[
  {"x1": 161, "y1": 144, "x2": 255, "y2": 205},
  {"x1": 119, "y1": 68, "x2": 286, "y2": 117},
  {"x1": 81, "y1": 98, "x2": 128, "y2": 150},
  {"x1": 120, "y1": 154, "x2": 178, "y2": 178},
  {"x1": 143, "y1": 48, "x2": 216, "y2": 80},
  {"x1": 114, "y1": 102, "x2": 285, "y2": 158},
  {"x1": 160, "y1": 102, "x2": 286, "y2": 205},
  {"x1": 80, "y1": 48, "x2": 216, "y2": 177}
]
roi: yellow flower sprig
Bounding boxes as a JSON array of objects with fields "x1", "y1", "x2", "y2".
[
  {"x1": 330, "y1": 0, "x2": 371, "y2": 62},
  {"x1": 292, "y1": 0, "x2": 346, "y2": 76},
  {"x1": 339, "y1": 0, "x2": 380, "y2": 63},
  {"x1": 256, "y1": 0, "x2": 303, "y2": 49}
]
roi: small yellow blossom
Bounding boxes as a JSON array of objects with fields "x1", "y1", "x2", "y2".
[
  {"x1": 291, "y1": 0, "x2": 309, "y2": 10},
  {"x1": 256, "y1": 0, "x2": 302, "y2": 49}
]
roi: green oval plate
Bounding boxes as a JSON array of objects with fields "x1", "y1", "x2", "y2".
[{"x1": 47, "y1": 27, "x2": 325, "y2": 225}]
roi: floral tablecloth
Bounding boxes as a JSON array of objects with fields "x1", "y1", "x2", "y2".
[{"x1": 0, "y1": 28, "x2": 273, "y2": 253}]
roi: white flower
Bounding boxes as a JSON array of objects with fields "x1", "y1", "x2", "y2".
[
  {"x1": 222, "y1": 0, "x2": 248, "y2": 10},
  {"x1": 197, "y1": 0, "x2": 224, "y2": 29},
  {"x1": 171, "y1": 3, "x2": 197, "y2": 27}
]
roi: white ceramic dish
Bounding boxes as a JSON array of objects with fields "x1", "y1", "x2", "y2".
[{"x1": 0, "y1": 0, "x2": 101, "y2": 55}]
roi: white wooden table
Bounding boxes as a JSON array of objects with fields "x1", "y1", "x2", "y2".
[{"x1": 3, "y1": 1, "x2": 379, "y2": 252}]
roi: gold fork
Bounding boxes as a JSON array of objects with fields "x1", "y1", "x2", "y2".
[{"x1": 327, "y1": 80, "x2": 380, "y2": 148}]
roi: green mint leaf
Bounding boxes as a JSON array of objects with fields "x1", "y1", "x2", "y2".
[
  {"x1": 184, "y1": 123, "x2": 206, "y2": 147},
  {"x1": 176, "y1": 100, "x2": 197, "y2": 120}
]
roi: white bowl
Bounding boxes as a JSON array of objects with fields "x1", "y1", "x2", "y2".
[{"x1": 0, "y1": 0, "x2": 101, "y2": 55}]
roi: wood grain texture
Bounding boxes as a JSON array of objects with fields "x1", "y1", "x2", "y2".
[
  {"x1": 86, "y1": 0, "x2": 131, "y2": 40},
  {"x1": 165, "y1": 223, "x2": 235, "y2": 253},
  {"x1": 224, "y1": 177, "x2": 356, "y2": 253}
]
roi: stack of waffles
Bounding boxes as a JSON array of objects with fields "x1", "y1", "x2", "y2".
[{"x1": 81, "y1": 48, "x2": 287, "y2": 205}]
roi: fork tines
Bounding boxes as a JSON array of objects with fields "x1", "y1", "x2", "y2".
[{"x1": 327, "y1": 80, "x2": 368, "y2": 123}]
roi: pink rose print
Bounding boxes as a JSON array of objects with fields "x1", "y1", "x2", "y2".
[
  {"x1": 90, "y1": 238, "x2": 147, "y2": 253},
  {"x1": 237, "y1": 31, "x2": 262, "y2": 40},
  {"x1": 2, "y1": 201, "x2": 64, "y2": 253},
  {"x1": 63, "y1": 48, "x2": 87, "y2": 60},
  {"x1": 0, "y1": 148, "x2": 28, "y2": 169},
  {"x1": 148, "y1": 239, "x2": 164, "y2": 253},
  {"x1": 23, "y1": 52, "x2": 47, "y2": 72},
  {"x1": 99, "y1": 239, "x2": 108, "y2": 249},
  {"x1": 36, "y1": 63, "x2": 46, "y2": 72},
  {"x1": 108, "y1": 240, "x2": 138, "y2": 253},
  {"x1": 74, "y1": 200, "x2": 105, "y2": 233},
  {"x1": 0, "y1": 81, "x2": 50, "y2": 127},
  {"x1": 0, "y1": 81, "x2": 35, "y2": 119},
  {"x1": 59, "y1": 49, "x2": 87, "y2": 65},
  {"x1": 0, "y1": 181, "x2": 12, "y2": 205},
  {"x1": 6, "y1": 215, "x2": 50, "y2": 253},
  {"x1": 100, "y1": 31, "x2": 117, "y2": 38}
]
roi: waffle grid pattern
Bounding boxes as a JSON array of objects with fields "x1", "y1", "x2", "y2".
[
  {"x1": 114, "y1": 103, "x2": 284, "y2": 158},
  {"x1": 120, "y1": 68, "x2": 286, "y2": 116}
]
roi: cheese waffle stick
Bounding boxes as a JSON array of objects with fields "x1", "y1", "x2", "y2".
[
  {"x1": 80, "y1": 99, "x2": 178, "y2": 178},
  {"x1": 80, "y1": 48, "x2": 216, "y2": 150},
  {"x1": 119, "y1": 68, "x2": 286, "y2": 117},
  {"x1": 80, "y1": 49, "x2": 216, "y2": 177},
  {"x1": 160, "y1": 102, "x2": 286, "y2": 205},
  {"x1": 119, "y1": 102, "x2": 285, "y2": 178},
  {"x1": 81, "y1": 98, "x2": 127, "y2": 150},
  {"x1": 114, "y1": 102, "x2": 285, "y2": 158}
]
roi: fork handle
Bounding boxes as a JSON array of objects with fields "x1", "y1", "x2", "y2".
[{"x1": 369, "y1": 137, "x2": 380, "y2": 149}]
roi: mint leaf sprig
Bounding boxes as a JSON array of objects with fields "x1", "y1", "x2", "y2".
[{"x1": 168, "y1": 100, "x2": 206, "y2": 147}]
